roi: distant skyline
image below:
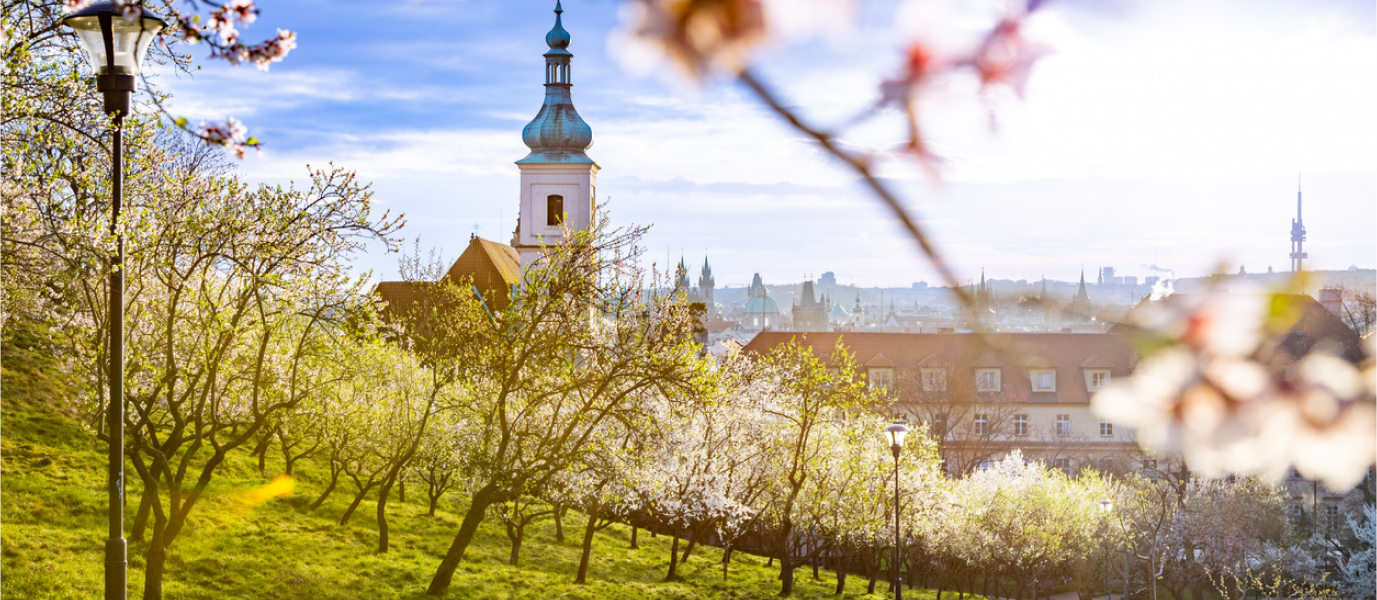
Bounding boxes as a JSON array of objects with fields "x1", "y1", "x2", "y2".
[{"x1": 156, "y1": 0, "x2": 1376, "y2": 288}]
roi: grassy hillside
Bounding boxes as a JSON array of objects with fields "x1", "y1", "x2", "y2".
[{"x1": 1, "y1": 323, "x2": 950, "y2": 599}]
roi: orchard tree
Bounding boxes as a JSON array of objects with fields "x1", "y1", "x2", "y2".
[
  {"x1": 747, "y1": 341, "x2": 879, "y2": 595},
  {"x1": 425, "y1": 217, "x2": 710, "y2": 597},
  {"x1": 104, "y1": 158, "x2": 398, "y2": 598}
]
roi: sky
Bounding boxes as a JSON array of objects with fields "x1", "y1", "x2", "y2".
[{"x1": 154, "y1": 0, "x2": 1377, "y2": 289}]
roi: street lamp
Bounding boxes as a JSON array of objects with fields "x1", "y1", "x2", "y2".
[
  {"x1": 60, "y1": 4, "x2": 166, "y2": 600},
  {"x1": 1099, "y1": 499, "x2": 1113, "y2": 600},
  {"x1": 884, "y1": 421, "x2": 910, "y2": 600}
]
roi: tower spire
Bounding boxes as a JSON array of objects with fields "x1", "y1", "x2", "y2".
[
  {"x1": 518, "y1": 1, "x2": 593, "y2": 164},
  {"x1": 1290, "y1": 173, "x2": 1307, "y2": 272}
]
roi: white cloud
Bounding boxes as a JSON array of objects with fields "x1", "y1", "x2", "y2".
[{"x1": 174, "y1": 0, "x2": 1374, "y2": 286}]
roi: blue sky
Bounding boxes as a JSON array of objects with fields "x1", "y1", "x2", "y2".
[{"x1": 155, "y1": 0, "x2": 1377, "y2": 288}]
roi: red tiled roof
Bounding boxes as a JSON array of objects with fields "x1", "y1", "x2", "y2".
[
  {"x1": 375, "y1": 236, "x2": 525, "y2": 317},
  {"x1": 741, "y1": 331, "x2": 1137, "y2": 404}
]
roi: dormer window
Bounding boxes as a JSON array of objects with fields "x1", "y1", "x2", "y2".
[
  {"x1": 1085, "y1": 369, "x2": 1111, "y2": 391},
  {"x1": 546, "y1": 195, "x2": 564, "y2": 226},
  {"x1": 1030, "y1": 369, "x2": 1056, "y2": 392},
  {"x1": 976, "y1": 368, "x2": 1001, "y2": 392},
  {"x1": 869, "y1": 368, "x2": 894, "y2": 390},
  {"x1": 921, "y1": 368, "x2": 946, "y2": 392}
]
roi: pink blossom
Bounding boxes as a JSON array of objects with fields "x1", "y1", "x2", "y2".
[
  {"x1": 225, "y1": 0, "x2": 258, "y2": 26},
  {"x1": 1093, "y1": 288, "x2": 1377, "y2": 491},
  {"x1": 246, "y1": 29, "x2": 296, "y2": 71},
  {"x1": 197, "y1": 117, "x2": 252, "y2": 159}
]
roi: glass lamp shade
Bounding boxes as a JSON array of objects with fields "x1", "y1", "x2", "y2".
[
  {"x1": 63, "y1": 2, "x2": 167, "y2": 75},
  {"x1": 884, "y1": 422, "x2": 910, "y2": 448},
  {"x1": 1099, "y1": 499, "x2": 1113, "y2": 513}
]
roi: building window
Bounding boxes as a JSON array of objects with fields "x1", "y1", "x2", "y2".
[
  {"x1": 1098, "y1": 457, "x2": 1115, "y2": 472},
  {"x1": 869, "y1": 368, "x2": 893, "y2": 390},
  {"x1": 546, "y1": 194, "x2": 564, "y2": 226},
  {"x1": 1142, "y1": 458, "x2": 1158, "y2": 472},
  {"x1": 1014, "y1": 414, "x2": 1028, "y2": 436},
  {"x1": 921, "y1": 368, "x2": 946, "y2": 392},
  {"x1": 1326, "y1": 505, "x2": 1342, "y2": 533},
  {"x1": 974, "y1": 414, "x2": 989, "y2": 436},
  {"x1": 1289, "y1": 505, "x2": 1305, "y2": 526},
  {"x1": 1054, "y1": 457, "x2": 1073, "y2": 476},
  {"x1": 1287, "y1": 467, "x2": 1302, "y2": 480},
  {"x1": 1056, "y1": 414, "x2": 1070, "y2": 437},
  {"x1": 1030, "y1": 369, "x2": 1056, "y2": 392},
  {"x1": 976, "y1": 369, "x2": 1001, "y2": 392},
  {"x1": 1099, "y1": 420, "x2": 1113, "y2": 437},
  {"x1": 978, "y1": 459, "x2": 991, "y2": 470},
  {"x1": 1086, "y1": 369, "x2": 1111, "y2": 391}
]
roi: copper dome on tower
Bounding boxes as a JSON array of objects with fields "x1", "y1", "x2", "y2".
[{"x1": 518, "y1": 0, "x2": 594, "y2": 164}]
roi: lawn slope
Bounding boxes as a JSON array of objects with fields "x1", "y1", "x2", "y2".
[{"x1": 1, "y1": 323, "x2": 948, "y2": 599}]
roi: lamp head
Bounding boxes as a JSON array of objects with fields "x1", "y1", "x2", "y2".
[
  {"x1": 884, "y1": 421, "x2": 910, "y2": 449},
  {"x1": 62, "y1": 2, "x2": 167, "y2": 75},
  {"x1": 1099, "y1": 499, "x2": 1113, "y2": 513}
]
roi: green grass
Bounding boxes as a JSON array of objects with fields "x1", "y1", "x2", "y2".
[{"x1": 1, "y1": 322, "x2": 959, "y2": 599}]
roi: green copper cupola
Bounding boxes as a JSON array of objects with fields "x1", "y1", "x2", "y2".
[{"x1": 519, "y1": 1, "x2": 594, "y2": 164}]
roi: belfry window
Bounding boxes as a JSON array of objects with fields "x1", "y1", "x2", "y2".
[{"x1": 547, "y1": 195, "x2": 564, "y2": 226}]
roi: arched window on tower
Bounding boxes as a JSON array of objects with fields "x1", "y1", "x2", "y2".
[{"x1": 546, "y1": 195, "x2": 564, "y2": 226}]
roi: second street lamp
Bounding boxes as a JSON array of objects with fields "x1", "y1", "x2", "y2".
[
  {"x1": 1099, "y1": 499, "x2": 1114, "y2": 600},
  {"x1": 884, "y1": 421, "x2": 910, "y2": 600},
  {"x1": 60, "y1": 4, "x2": 166, "y2": 600}
]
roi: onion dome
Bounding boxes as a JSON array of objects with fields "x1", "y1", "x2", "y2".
[{"x1": 518, "y1": 1, "x2": 594, "y2": 164}]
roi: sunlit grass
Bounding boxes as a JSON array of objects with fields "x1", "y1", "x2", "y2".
[{"x1": 2, "y1": 323, "x2": 961, "y2": 599}]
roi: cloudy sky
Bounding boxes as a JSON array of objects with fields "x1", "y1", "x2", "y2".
[{"x1": 156, "y1": 0, "x2": 1376, "y2": 288}]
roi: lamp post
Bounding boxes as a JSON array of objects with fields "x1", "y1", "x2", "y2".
[
  {"x1": 884, "y1": 421, "x2": 910, "y2": 600},
  {"x1": 1099, "y1": 499, "x2": 1113, "y2": 600},
  {"x1": 60, "y1": 5, "x2": 166, "y2": 600}
]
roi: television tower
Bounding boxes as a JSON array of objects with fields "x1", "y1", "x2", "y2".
[{"x1": 1289, "y1": 175, "x2": 1307, "y2": 272}]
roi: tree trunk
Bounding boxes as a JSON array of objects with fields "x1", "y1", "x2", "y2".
[
  {"x1": 427, "y1": 492, "x2": 440, "y2": 517},
  {"x1": 310, "y1": 463, "x2": 342, "y2": 510},
  {"x1": 813, "y1": 562, "x2": 820, "y2": 580},
  {"x1": 723, "y1": 546, "x2": 733, "y2": 581},
  {"x1": 376, "y1": 479, "x2": 393, "y2": 553},
  {"x1": 427, "y1": 483, "x2": 501, "y2": 596},
  {"x1": 780, "y1": 555, "x2": 796, "y2": 596},
  {"x1": 680, "y1": 536, "x2": 698, "y2": 566},
  {"x1": 630, "y1": 526, "x2": 639, "y2": 549},
  {"x1": 253, "y1": 433, "x2": 271, "y2": 474},
  {"x1": 554, "y1": 504, "x2": 565, "y2": 543},
  {"x1": 131, "y1": 483, "x2": 155, "y2": 542},
  {"x1": 575, "y1": 505, "x2": 599, "y2": 584},
  {"x1": 508, "y1": 525, "x2": 523, "y2": 566},
  {"x1": 835, "y1": 562, "x2": 848, "y2": 594},
  {"x1": 867, "y1": 567, "x2": 878, "y2": 594},
  {"x1": 665, "y1": 535, "x2": 682, "y2": 581},
  {"x1": 398, "y1": 479, "x2": 406, "y2": 503},
  {"x1": 142, "y1": 522, "x2": 168, "y2": 600},
  {"x1": 340, "y1": 484, "x2": 372, "y2": 526}
]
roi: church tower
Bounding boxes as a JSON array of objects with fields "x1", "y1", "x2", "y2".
[
  {"x1": 512, "y1": 1, "x2": 598, "y2": 270},
  {"x1": 698, "y1": 257, "x2": 715, "y2": 315}
]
